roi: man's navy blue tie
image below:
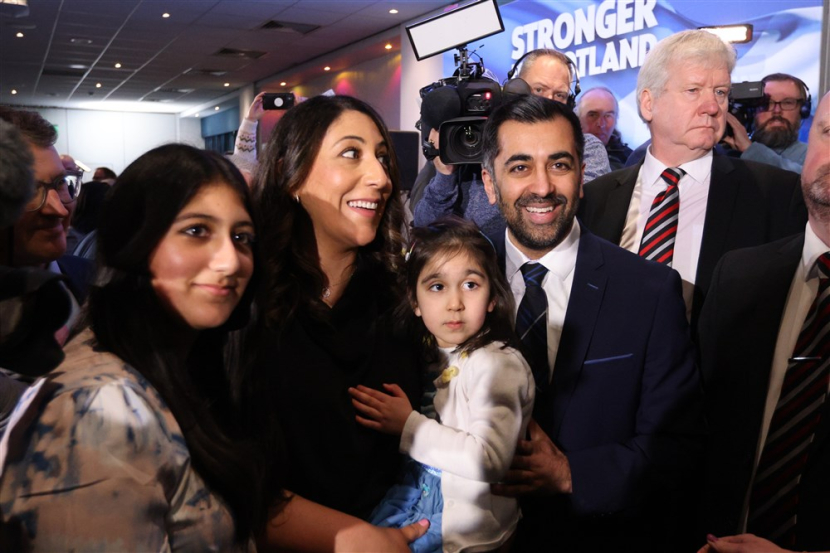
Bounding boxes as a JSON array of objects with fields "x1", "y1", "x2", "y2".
[{"x1": 516, "y1": 262, "x2": 549, "y2": 392}]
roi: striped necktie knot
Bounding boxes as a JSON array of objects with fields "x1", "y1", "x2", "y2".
[
  {"x1": 660, "y1": 167, "x2": 685, "y2": 187},
  {"x1": 521, "y1": 263, "x2": 548, "y2": 287}
]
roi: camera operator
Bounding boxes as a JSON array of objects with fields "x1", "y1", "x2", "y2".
[
  {"x1": 723, "y1": 73, "x2": 810, "y2": 173},
  {"x1": 412, "y1": 49, "x2": 611, "y2": 235}
]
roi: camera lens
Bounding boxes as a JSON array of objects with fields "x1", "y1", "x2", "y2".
[{"x1": 446, "y1": 123, "x2": 482, "y2": 163}]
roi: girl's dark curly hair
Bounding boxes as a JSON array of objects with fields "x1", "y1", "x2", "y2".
[{"x1": 253, "y1": 95, "x2": 407, "y2": 334}]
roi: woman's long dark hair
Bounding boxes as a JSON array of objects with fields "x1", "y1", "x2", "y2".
[
  {"x1": 400, "y1": 216, "x2": 518, "y2": 362},
  {"x1": 89, "y1": 144, "x2": 282, "y2": 542},
  {"x1": 253, "y1": 95, "x2": 407, "y2": 335}
]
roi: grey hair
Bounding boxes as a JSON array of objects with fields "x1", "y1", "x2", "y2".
[
  {"x1": 575, "y1": 86, "x2": 619, "y2": 116},
  {"x1": 0, "y1": 119, "x2": 34, "y2": 228},
  {"x1": 517, "y1": 49, "x2": 574, "y2": 83},
  {"x1": 636, "y1": 30, "x2": 736, "y2": 121}
]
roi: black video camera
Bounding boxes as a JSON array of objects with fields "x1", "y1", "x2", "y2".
[
  {"x1": 727, "y1": 81, "x2": 766, "y2": 136},
  {"x1": 418, "y1": 47, "x2": 529, "y2": 165}
]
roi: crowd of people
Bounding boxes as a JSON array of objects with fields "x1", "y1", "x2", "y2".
[{"x1": 0, "y1": 27, "x2": 828, "y2": 553}]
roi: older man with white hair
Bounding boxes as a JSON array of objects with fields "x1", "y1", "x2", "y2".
[{"x1": 578, "y1": 29, "x2": 807, "y2": 329}]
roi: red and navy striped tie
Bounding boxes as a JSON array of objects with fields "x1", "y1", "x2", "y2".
[
  {"x1": 747, "y1": 252, "x2": 830, "y2": 546},
  {"x1": 516, "y1": 262, "x2": 549, "y2": 392},
  {"x1": 638, "y1": 167, "x2": 685, "y2": 266}
]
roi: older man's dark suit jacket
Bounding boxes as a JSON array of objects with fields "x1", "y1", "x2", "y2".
[
  {"x1": 697, "y1": 233, "x2": 830, "y2": 551},
  {"x1": 577, "y1": 154, "x2": 807, "y2": 329},
  {"x1": 492, "y1": 224, "x2": 705, "y2": 551}
]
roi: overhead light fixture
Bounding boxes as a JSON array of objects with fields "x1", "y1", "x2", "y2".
[
  {"x1": 385, "y1": 43, "x2": 392, "y2": 50},
  {"x1": 11, "y1": 89, "x2": 17, "y2": 95},
  {"x1": 324, "y1": 66, "x2": 331, "y2": 71},
  {"x1": 95, "y1": 82, "x2": 101, "y2": 88},
  {"x1": 70, "y1": 37, "x2": 93, "y2": 45},
  {"x1": 389, "y1": 9, "x2": 398, "y2": 14},
  {"x1": 224, "y1": 82, "x2": 230, "y2": 87},
  {"x1": 280, "y1": 81, "x2": 287, "y2": 86},
  {"x1": 214, "y1": 106, "x2": 220, "y2": 111},
  {"x1": 195, "y1": 113, "x2": 200, "y2": 117},
  {"x1": 114, "y1": 62, "x2": 122, "y2": 68},
  {"x1": 0, "y1": 0, "x2": 29, "y2": 18},
  {"x1": 698, "y1": 24, "x2": 753, "y2": 44},
  {"x1": 15, "y1": 32, "x2": 23, "y2": 38},
  {"x1": 162, "y1": 12, "x2": 170, "y2": 18}
]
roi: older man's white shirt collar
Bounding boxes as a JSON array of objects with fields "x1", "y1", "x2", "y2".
[
  {"x1": 801, "y1": 222, "x2": 830, "y2": 281},
  {"x1": 642, "y1": 147, "x2": 713, "y2": 190},
  {"x1": 504, "y1": 220, "x2": 581, "y2": 284}
]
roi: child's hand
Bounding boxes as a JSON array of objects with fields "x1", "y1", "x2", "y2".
[{"x1": 348, "y1": 384, "x2": 413, "y2": 435}]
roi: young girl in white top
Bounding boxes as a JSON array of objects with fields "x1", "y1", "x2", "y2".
[{"x1": 349, "y1": 216, "x2": 535, "y2": 552}]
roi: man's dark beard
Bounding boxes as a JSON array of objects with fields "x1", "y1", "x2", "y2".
[
  {"x1": 496, "y1": 187, "x2": 579, "y2": 253},
  {"x1": 752, "y1": 116, "x2": 800, "y2": 149}
]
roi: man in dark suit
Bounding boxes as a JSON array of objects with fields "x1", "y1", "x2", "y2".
[
  {"x1": 481, "y1": 94, "x2": 704, "y2": 551},
  {"x1": 696, "y1": 91, "x2": 830, "y2": 553},
  {"x1": 577, "y1": 30, "x2": 806, "y2": 328}
]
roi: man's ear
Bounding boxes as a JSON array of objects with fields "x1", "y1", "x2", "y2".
[
  {"x1": 482, "y1": 169, "x2": 497, "y2": 205},
  {"x1": 640, "y1": 89, "x2": 654, "y2": 123}
]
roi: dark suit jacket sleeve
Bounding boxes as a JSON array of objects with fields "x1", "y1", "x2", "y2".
[{"x1": 566, "y1": 267, "x2": 704, "y2": 516}]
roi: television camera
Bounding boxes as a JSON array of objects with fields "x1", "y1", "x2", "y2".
[
  {"x1": 726, "y1": 80, "x2": 766, "y2": 137},
  {"x1": 418, "y1": 47, "x2": 530, "y2": 165},
  {"x1": 406, "y1": 0, "x2": 528, "y2": 165}
]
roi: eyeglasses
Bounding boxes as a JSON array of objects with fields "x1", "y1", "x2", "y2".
[
  {"x1": 758, "y1": 97, "x2": 803, "y2": 112},
  {"x1": 25, "y1": 170, "x2": 83, "y2": 212}
]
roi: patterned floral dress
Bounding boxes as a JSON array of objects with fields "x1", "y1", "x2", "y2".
[{"x1": 0, "y1": 329, "x2": 248, "y2": 552}]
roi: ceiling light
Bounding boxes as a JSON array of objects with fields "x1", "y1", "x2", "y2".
[
  {"x1": 280, "y1": 81, "x2": 287, "y2": 86},
  {"x1": 114, "y1": 62, "x2": 122, "y2": 68},
  {"x1": 385, "y1": 43, "x2": 392, "y2": 50},
  {"x1": 224, "y1": 82, "x2": 230, "y2": 87},
  {"x1": 195, "y1": 113, "x2": 200, "y2": 117},
  {"x1": 389, "y1": 9, "x2": 398, "y2": 14},
  {"x1": 15, "y1": 32, "x2": 23, "y2": 38},
  {"x1": 214, "y1": 106, "x2": 220, "y2": 111},
  {"x1": 70, "y1": 38, "x2": 93, "y2": 45},
  {"x1": 698, "y1": 24, "x2": 753, "y2": 44},
  {"x1": 95, "y1": 83, "x2": 102, "y2": 88},
  {"x1": 162, "y1": 12, "x2": 170, "y2": 18},
  {"x1": 11, "y1": 89, "x2": 17, "y2": 95},
  {"x1": 324, "y1": 66, "x2": 331, "y2": 71}
]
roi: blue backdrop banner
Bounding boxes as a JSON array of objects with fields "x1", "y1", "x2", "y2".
[{"x1": 442, "y1": 0, "x2": 823, "y2": 148}]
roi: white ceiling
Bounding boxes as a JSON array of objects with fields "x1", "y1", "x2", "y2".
[{"x1": 0, "y1": 0, "x2": 450, "y2": 114}]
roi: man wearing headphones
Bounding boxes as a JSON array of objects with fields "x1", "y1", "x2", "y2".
[
  {"x1": 412, "y1": 48, "x2": 611, "y2": 235},
  {"x1": 723, "y1": 73, "x2": 811, "y2": 173},
  {"x1": 510, "y1": 49, "x2": 612, "y2": 180}
]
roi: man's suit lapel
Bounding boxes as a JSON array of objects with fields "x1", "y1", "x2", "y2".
[
  {"x1": 696, "y1": 154, "x2": 739, "y2": 290},
  {"x1": 548, "y1": 226, "x2": 607, "y2": 439},
  {"x1": 737, "y1": 236, "x2": 804, "y2": 442},
  {"x1": 585, "y1": 164, "x2": 639, "y2": 244}
]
